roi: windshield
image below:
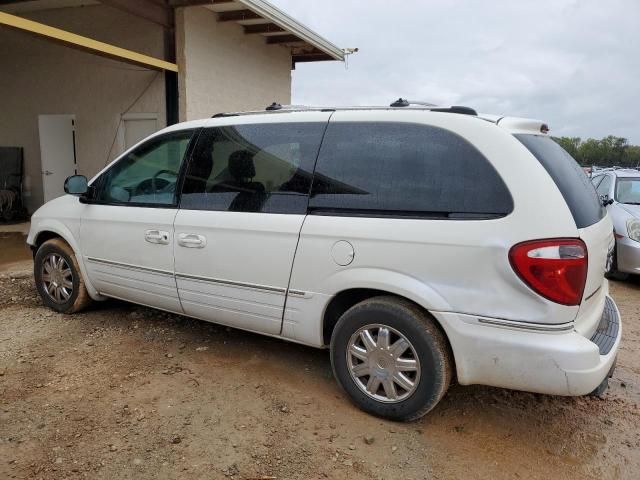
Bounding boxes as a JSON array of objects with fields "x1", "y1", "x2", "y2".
[{"x1": 616, "y1": 178, "x2": 640, "y2": 205}]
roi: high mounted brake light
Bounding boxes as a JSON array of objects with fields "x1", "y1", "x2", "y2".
[{"x1": 509, "y1": 239, "x2": 588, "y2": 306}]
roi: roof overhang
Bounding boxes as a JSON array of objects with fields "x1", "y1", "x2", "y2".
[
  {"x1": 0, "y1": 8, "x2": 178, "y2": 71},
  {"x1": 169, "y1": 0, "x2": 345, "y2": 64},
  {"x1": 1, "y1": 0, "x2": 347, "y2": 66}
]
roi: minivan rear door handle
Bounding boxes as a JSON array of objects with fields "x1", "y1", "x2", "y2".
[{"x1": 178, "y1": 233, "x2": 207, "y2": 248}]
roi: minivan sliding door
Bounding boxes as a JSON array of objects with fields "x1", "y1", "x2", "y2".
[{"x1": 174, "y1": 114, "x2": 330, "y2": 335}]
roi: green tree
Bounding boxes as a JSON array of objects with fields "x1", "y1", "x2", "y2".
[
  {"x1": 626, "y1": 145, "x2": 640, "y2": 167},
  {"x1": 552, "y1": 135, "x2": 638, "y2": 168},
  {"x1": 552, "y1": 136, "x2": 582, "y2": 159}
]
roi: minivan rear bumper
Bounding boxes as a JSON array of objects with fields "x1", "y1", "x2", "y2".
[{"x1": 434, "y1": 296, "x2": 622, "y2": 396}]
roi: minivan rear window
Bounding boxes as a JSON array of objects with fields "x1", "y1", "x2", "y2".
[{"x1": 516, "y1": 135, "x2": 604, "y2": 229}]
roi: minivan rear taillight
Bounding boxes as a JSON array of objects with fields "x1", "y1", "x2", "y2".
[{"x1": 509, "y1": 239, "x2": 588, "y2": 306}]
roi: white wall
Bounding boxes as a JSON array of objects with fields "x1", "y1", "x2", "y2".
[
  {"x1": 176, "y1": 6, "x2": 292, "y2": 121},
  {"x1": 0, "y1": 4, "x2": 166, "y2": 212}
]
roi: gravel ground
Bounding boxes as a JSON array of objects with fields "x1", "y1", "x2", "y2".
[{"x1": 1, "y1": 255, "x2": 639, "y2": 480}]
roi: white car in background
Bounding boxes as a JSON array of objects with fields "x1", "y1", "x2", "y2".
[
  {"x1": 591, "y1": 168, "x2": 640, "y2": 279},
  {"x1": 28, "y1": 101, "x2": 621, "y2": 420}
]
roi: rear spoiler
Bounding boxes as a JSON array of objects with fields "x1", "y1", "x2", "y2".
[{"x1": 478, "y1": 115, "x2": 550, "y2": 135}]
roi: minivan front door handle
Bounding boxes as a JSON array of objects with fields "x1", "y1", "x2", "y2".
[
  {"x1": 145, "y1": 229, "x2": 170, "y2": 245},
  {"x1": 178, "y1": 233, "x2": 207, "y2": 249}
]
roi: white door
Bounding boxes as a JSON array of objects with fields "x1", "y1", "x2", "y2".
[
  {"x1": 80, "y1": 129, "x2": 195, "y2": 313},
  {"x1": 121, "y1": 114, "x2": 158, "y2": 150},
  {"x1": 173, "y1": 117, "x2": 330, "y2": 335},
  {"x1": 38, "y1": 115, "x2": 77, "y2": 202}
]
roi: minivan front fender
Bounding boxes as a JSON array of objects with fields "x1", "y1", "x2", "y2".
[{"x1": 28, "y1": 213, "x2": 104, "y2": 301}]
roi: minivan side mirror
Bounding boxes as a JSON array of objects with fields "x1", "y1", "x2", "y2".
[
  {"x1": 64, "y1": 175, "x2": 88, "y2": 196},
  {"x1": 600, "y1": 194, "x2": 614, "y2": 207}
]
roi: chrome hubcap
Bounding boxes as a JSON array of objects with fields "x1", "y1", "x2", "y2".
[
  {"x1": 347, "y1": 324, "x2": 421, "y2": 403},
  {"x1": 41, "y1": 253, "x2": 73, "y2": 304}
]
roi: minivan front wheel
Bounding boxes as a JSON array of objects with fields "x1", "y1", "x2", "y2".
[
  {"x1": 34, "y1": 238, "x2": 92, "y2": 314},
  {"x1": 330, "y1": 296, "x2": 452, "y2": 421}
]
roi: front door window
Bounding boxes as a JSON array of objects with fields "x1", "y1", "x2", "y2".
[{"x1": 96, "y1": 130, "x2": 193, "y2": 206}]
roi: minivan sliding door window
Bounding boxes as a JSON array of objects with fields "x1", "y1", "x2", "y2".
[{"x1": 180, "y1": 123, "x2": 326, "y2": 214}]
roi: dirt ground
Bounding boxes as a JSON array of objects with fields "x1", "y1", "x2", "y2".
[{"x1": 1, "y1": 231, "x2": 639, "y2": 480}]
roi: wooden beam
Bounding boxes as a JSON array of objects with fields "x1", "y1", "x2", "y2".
[
  {"x1": 217, "y1": 9, "x2": 262, "y2": 22},
  {"x1": 99, "y1": 0, "x2": 173, "y2": 29},
  {"x1": 266, "y1": 34, "x2": 304, "y2": 45},
  {"x1": 243, "y1": 23, "x2": 285, "y2": 35},
  {"x1": 0, "y1": 11, "x2": 179, "y2": 72}
]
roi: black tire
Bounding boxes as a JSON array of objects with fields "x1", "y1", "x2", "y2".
[
  {"x1": 330, "y1": 296, "x2": 452, "y2": 421},
  {"x1": 605, "y1": 244, "x2": 629, "y2": 281},
  {"x1": 34, "y1": 238, "x2": 92, "y2": 314}
]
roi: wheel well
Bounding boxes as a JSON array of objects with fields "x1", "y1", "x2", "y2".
[
  {"x1": 322, "y1": 288, "x2": 448, "y2": 344},
  {"x1": 31, "y1": 231, "x2": 63, "y2": 253},
  {"x1": 322, "y1": 288, "x2": 457, "y2": 379},
  {"x1": 322, "y1": 289, "x2": 385, "y2": 346}
]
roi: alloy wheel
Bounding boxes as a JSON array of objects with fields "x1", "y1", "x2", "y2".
[
  {"x1": 41, "y1": 253, "x2": 73, "y2": 304},
  {"x1": 346, "y1": 324, "x2": 421, "y2": 403}
]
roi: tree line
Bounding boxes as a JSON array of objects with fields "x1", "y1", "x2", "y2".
[{"x1": 552, "y1": 136, "x2": 640, "y2": 168}]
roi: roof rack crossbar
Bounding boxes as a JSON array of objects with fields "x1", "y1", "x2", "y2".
[
  {"x1": 430, "y1": 106, "x2": 478, "y2": 116},
  {"x1": 389, "y1": 98, "x2": 477, "y2": 115},
  {"x1": 390, "y1": 98, "x2": 437, "y2": 108}
]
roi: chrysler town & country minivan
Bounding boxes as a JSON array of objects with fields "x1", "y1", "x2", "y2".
[{"x1": 27, "y1": 102, "x2": 621, "y2": 420}]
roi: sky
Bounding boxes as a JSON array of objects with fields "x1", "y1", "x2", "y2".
[{"x1": 269, "y1": 0, "x2": 640, "y2": 143}]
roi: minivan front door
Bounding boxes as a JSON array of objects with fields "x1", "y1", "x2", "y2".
[
  {"x1": 80, "y1": 130, "x2": 195, "y2": 313},
  {"x1": 173, "y1": 116, "x2": 330, "y2": 334}
]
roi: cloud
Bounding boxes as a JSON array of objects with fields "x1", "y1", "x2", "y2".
[{"x1": 271, "y1": 0, "x2": 640, "y2": 143}]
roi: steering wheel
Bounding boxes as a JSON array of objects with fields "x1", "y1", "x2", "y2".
[{"x1": 133, "y1": 170, "x2": 177, "y2": 197}]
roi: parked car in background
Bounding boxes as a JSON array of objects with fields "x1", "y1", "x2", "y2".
[
  {"x1": 591, "y1": 168, "x2": 640, "y2": 279},
  {"x1": 27, "y1": 101, "x2": 621, "y2": 421}
]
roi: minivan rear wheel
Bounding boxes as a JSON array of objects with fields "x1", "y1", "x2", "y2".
[{"x1": 330, "y1": 296, "x2": 452, "y2": 421}]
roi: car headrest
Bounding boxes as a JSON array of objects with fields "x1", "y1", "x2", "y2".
[{"x1": 229, "y1": 150, "x2": 256, "y2": 180}]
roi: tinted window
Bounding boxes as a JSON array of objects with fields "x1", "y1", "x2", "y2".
[
  {"x1": 308, "y1": 122, "x2": 513, "y2": 218},
  {"x1": 180, "y1": 123, "x2": 326, "y2": 214},
  {"x1": 516, "y1": 134, "x2": 604, "y2": 228},
  {"x1": 96, "y1": 130, "x2": 193, "y2": 206},
  {"x1": 596, "y1": 175, "x2": 613, "y2": 196}
]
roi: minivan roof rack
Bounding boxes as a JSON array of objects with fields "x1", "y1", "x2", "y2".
[{"x1": 211, "y1": 102, "x2": 479, "y2": 118}]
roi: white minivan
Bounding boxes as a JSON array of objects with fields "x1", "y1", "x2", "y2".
[{"x1": 28, "y1": 102, "x2": 621, "y2": 420}]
